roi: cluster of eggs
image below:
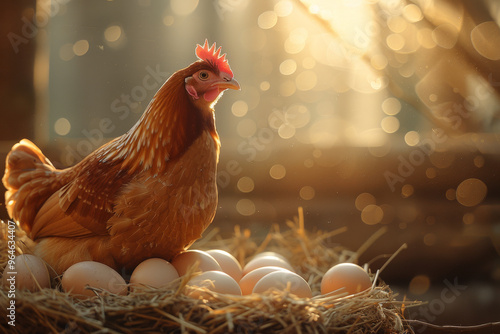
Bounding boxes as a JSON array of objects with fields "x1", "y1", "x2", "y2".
[{"x1": 2, "y1": 251, "x2": 372, "y2": 299}]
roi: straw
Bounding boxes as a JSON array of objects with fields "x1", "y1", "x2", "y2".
[{"x1": 0, "y1": 210, "x2": 419, "y2": 333}]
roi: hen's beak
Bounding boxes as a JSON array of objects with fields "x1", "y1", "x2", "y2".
[{"x1": 214, "y1": 77, "x2": 240, "y2": 91}]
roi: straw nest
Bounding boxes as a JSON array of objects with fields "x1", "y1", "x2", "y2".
[{"x1": 0, "y1": 208, "x2": 419, "y2": 333}]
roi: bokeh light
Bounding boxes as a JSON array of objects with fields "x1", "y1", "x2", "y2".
[
  {"x1": 236, "y1": 199, "x2": 256, "y2": 216},
  {"x1": 259, "y1": 81, "x2": 271, "y2": 91},
  {"x1": 231, "y1": 100, "x2": 248, "y2": 117},
  {"x1": 237, "y1": 177, "x2": 255, "y2": 193},
  {"x1": 104, "y1": 25, "x2": 122, "y2": 42},
  {"x1": 285, "y1": 28, "x2": 308, "y2": 54},
  {"x1": 456, "y1": 178, "x2": 487, "y2": 207},
  {"x1": 269, "y1": 164, "x2": 287, "y2": 180},
  {"x1": 401, "y1": 184, "x2": 414, "y2": 198},
  {"x1": 371, "y1": 54, "x2": 388, "y2": 70},
  {"x1": 387, "y1": 16, "x2": 407, "y2": 34},
  {"x1": 474, "y1": 156, "x2": 485, "y2": 168},
  {"x1": 274, "y1": 0, "x2": 293, "y2": 17},
  {"x1": 355, "y1": 192, "x2": 376, "y2": 211},
  {"x1": 361, "y1": 204, "x2": 384, "y2": 225},
  {"x1": 432, "y1": 23, "x2": 458, "y2": 49},
  {"x1": 73, "y1": 39, "x2": 89, "y2": 56},
  {"x1": 381, "y1": 116, "x2": 400, "y2": 133},
  {"x1": 463, "y1": 213, "x2": 475, "y2": 225},
  {"x1": 404, "y1": 131, "x2": 420, "y2": 146},
  {"x1": 278, "y1": 123, "x2": 295, "y2": 139},
  {"x1": 279, "y1": 59, "x2": 297, "y2": 75},
  {"x1": 409, "y1": 275, "x2": 431, "y2": 295},
  {"x1": 258, "y1": 11, "x2": 278, "y2": 30},
  {"x1": 54, "y1": 118, "x2": 71, "y2": 136},
  {"x1": 299, "y1": 186, "x2": 315, "y2": 200},
  {"x1": 425, "y1": 168, "x2": 437, "y2": 179},
  {"x1": 471, "y1": 21, "x2": 500, "y2": 60},
  {"x1": 386, "y1": 34, "x2": 405, "y2": 51},
  {"x1": 403, "y1": 4, "x2": 423, "y2": 23},
  {"x1": 445, "y1": 188, "x2": 456, "y2": 201},
  {"x1": 382, "y1": 97, "x2": 401, "y2": 115}
]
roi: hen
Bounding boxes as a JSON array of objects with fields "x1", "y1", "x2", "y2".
[{"x1": 3, "y1": 40, "x2": 239, "y2": 274}]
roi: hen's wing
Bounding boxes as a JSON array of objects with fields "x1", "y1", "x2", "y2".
[
  {"x1": 31, "y1": 152, "x2": 134, "y2": 240},
  {"x1": 31, "y1": 192, "x2": 99, "y2": 238}
]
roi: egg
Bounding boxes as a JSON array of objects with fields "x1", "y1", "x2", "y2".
[
  {"x1": 186, "y1": 270, "x2": 242, "y2": 298},
  {"x1": 253, "y1": 271, "x2": 312, "y2": 298},
  {"x1": 239, "y1": 266, "x2": 291, "y2": 295},
  {"x1": 242, "y1": 255, "x2": 294, "y2": 276},
  {"x1": 252, "y1": 251, "x2": 288, "y2": 262},
  {"x1": 206, "y1": 249, "x2": 243, "y2": 282},
  {"x1": 61, "y1": 261, "x2": 127, "y2": 298},
  {"x1": 2, "y1": 254, "x2": 50, "y2": 292},
  {"x1": 171, "y1": 250, "x2": 221, "y2": 277},
  {"x1": 130, "y1": 258, "x2": 179, "y2": 289},
  {"x1": 321, "y1": 263, "x2": 372, "y2": 295}
]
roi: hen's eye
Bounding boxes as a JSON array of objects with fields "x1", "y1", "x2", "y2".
[{"x1": 199, "y1": 71, "x2": 209, "y2": 80}]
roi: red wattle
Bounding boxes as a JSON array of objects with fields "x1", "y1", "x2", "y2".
[{"x1": 203, "y1": 87, "x2": 220, "y2": 102}]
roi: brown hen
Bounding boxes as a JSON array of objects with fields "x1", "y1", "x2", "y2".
[{"x1": 3, "y1": 40, "x2": 239, "y2": 274}]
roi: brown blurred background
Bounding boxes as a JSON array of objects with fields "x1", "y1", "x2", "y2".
[{"x1": 1, "y1": 0, "x2": 499, "y2": 327}]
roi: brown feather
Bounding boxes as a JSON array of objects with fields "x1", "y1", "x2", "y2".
[{"x1": 108, "y1": 130, "x2": 218, "y2": 269}]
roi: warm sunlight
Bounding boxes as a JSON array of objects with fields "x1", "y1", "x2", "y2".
[{"x1": 1, "y1": 0, "x2": 499, "y2": 332}]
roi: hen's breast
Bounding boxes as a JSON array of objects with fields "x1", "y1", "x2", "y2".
[{"x1": 108, "y1": 130, "x2": 219, "y2": 269}]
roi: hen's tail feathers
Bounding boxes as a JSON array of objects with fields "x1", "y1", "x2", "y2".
[{"x1": 2, "y1": 139, "x2": 61, "y2": 233}]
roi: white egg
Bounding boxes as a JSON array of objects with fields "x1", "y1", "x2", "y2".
[
  {"x1": 171, "y1": 250, "x2": 221, "y2": 276},
  {"x1": 252, "y1": 251, "x2": 288, "y2": 262},
  {"x1": 130, "y1": 258, "x2": 179, "y2": 289},
  {"x1": 321, "y1": 263, "x2": 371, "y2": 295},
  {"x1": 186, "y1": 270, "x2": 242, "y2": 298},
  {"x1": 239, "y1": 266, "x2": 291, "y2": 295},
  {"x1": 206, "y1": 249, "x2": 243, "y2": 282},
  {"x1": 2, "y1": 254, "x2": 50, "y2": 292},
  {"x1": 62, "y1": 261, "x2": 127, "y2": 298},
  {"x1": 253, "y1": 271, "x2": 312, "y2": 298},
  {"x1": 243, "y1": 255, "x2": 294, "y2": 275}
]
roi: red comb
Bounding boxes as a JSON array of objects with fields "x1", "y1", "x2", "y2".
[{"x1": 196, "y1": 40, "x2": 233, "y2": 77}]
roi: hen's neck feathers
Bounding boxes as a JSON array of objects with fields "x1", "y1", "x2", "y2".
[{"x1": 99, "y1": 63, "x2": 219, "y2": 173}]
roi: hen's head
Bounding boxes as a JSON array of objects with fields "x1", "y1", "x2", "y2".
[{"x1": 184, "y1": 40, "x2": 240, "y2": 110}]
